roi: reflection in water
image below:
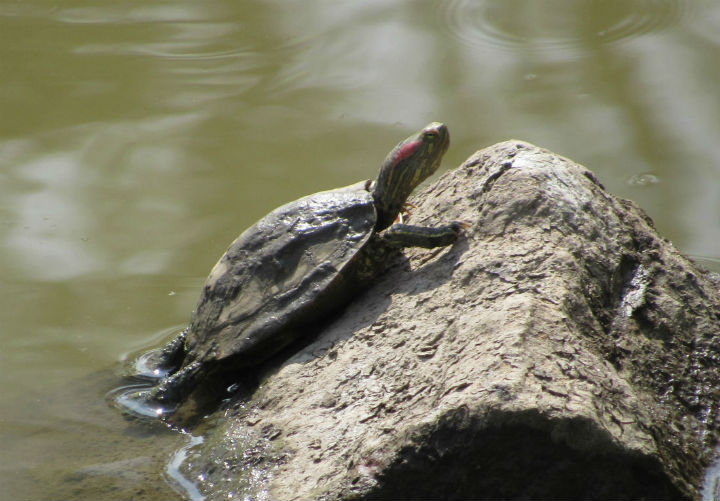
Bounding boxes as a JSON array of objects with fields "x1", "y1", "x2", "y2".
[
  {"x1": 166, "y1": 433, "x2": 206, "y2": 501},
  {"x1": 439, "y1": 0, "x2": 691, "y2": 51},
  {"x1": 0, "y1": 113, "x2": 205, "y2": 282},
  {"x1": 703, "y1": 458, "x2": 720, "y2": 501},
  {"x1": 3, "y1": 151, "x2": 103, "y2": 281}
]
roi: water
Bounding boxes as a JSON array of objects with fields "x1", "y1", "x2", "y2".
[{"x1": 1, "y1": 0, "x2": 719, "y2": 499}]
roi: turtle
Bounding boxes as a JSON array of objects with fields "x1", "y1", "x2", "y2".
[{"x1": 120, "y1": 122, "x2": 464, "y2": 419}]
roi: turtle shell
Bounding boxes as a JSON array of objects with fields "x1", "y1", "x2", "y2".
[{"x1": 184, "y1": 180, "x2": 377, "y2": 366}]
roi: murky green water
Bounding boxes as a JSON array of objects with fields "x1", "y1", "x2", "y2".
[{"x1": 2, "y1": 1, "x2": 719, "y2": 499}]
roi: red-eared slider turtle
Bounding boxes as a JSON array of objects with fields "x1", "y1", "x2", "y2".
[{"x1": 120, "y1": 122, "x2": 463, "y2": 419}]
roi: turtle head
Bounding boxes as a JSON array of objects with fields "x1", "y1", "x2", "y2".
[{"x1": 372, "y1": 122, "x2": 450, "y2": 230}]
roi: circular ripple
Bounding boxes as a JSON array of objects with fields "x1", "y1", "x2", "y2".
[
  {"x1": 439, "y1": 0, "x2": 691, "y2": 52},
  {"x1": 107, "y1": 384, "x2": 170, "y2": 419},
  {"x1": 627, "y1": 172, "x2": 660, "y2": 187}
]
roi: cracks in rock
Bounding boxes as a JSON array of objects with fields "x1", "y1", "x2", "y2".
[
  {"x1": 607, "y1": 256, "x2": 650, "y2": 336},
  {"x1": 582, "y1": 170, "x2": 606, "y2": 190},
  {"x1": 475, "y1": 155, "x2": 514, "y2": 198}
]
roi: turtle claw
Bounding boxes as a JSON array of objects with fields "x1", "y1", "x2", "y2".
[
  {"x1": 394, "y1": 202, "x2": 419, "y2": 225},
  {"x1": 451, "y1": 220, "x2": 474, "y2": 239}
]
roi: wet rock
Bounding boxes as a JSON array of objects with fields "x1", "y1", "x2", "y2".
[{"x1": 180, "y1": 140, "x2": 720, "y2": 500}]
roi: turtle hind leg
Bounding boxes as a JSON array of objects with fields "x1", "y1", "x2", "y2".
[
  {"x1": 148, "y1": 360, "x2": 246, "y2": 425},
  {"x1": 146, "y1": 361, "x2": 202, "y2": 408},
  {"x1": 382, "y1": 221, "x2": 466, "y2": 249},
  {"x1": 134, "y1": 329, "x2": 188, "y2": 379},
  {"x1": 117, "y1": 361, "x2": 203, "y2": 421}
]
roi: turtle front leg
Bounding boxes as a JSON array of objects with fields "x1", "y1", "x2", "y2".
[{"x1": 382, "y1": 221, "x2": 466, "y2": 249}]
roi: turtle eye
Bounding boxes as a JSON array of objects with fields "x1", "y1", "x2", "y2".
[{"x1": 424, "y1": 130, "x2": 439, "y2": 140}]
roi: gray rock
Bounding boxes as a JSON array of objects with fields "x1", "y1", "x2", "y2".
[{"x1": 179, "y1": 140, "x2": 720, "y2": 500}]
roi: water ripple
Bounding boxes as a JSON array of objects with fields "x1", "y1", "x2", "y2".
[
  {"x1": 54, "y1": 5, "x2": 215, "y2": 25},
  {"x1": 626, "y1": 172, "x2": 660, "y2": 187},
  {"x1": 438, "y1": 0, "x2": 692, "y2": 52}
]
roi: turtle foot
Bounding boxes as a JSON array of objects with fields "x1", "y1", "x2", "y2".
[
  {"x1": 133, "y1": 330, "x2": 188, "y2": 380},
  {"x1": 114, "y1": 361, "x2": 202, "y2": 421},
  {"x1": 114, "y1": 388, "x2": 175, "y2": 420}
]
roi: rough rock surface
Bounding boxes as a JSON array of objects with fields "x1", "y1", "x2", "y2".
[{"x1": 179, "y1": 140, "x2": 720, "y2": 500}]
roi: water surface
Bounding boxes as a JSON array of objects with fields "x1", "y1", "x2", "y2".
[{"x1": 1, "y1": 1, "x2": 719, "y2": 499}]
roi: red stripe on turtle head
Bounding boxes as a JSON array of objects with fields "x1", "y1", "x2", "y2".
[{"x1": 393, "y1": 139, "x2": 422, "y2": 166}]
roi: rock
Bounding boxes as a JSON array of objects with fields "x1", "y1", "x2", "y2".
[{"x1": 178, "y1": 140, "x2": 720, "y2": 500}]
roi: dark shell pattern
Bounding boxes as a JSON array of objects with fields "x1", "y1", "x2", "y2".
[{"x1": 185, "y1": 181, "x2": 377, "y2": 366}]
